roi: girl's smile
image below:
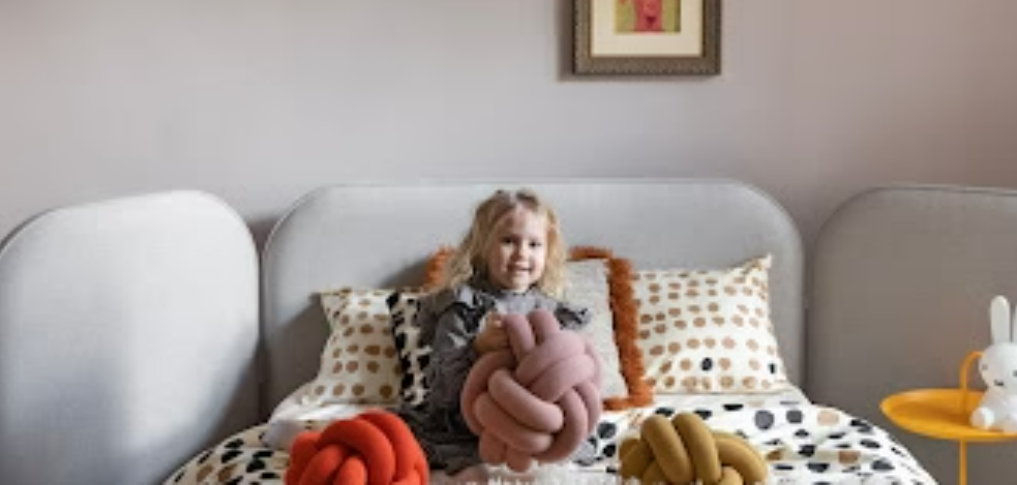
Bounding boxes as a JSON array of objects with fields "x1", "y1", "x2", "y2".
[{"x1": 485, "y1": 206, "x2": 548, "y2": 292}]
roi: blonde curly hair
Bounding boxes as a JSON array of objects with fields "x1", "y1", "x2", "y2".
[{"x1": 441, "y1": 189, "x2": 566, "y2": 296}]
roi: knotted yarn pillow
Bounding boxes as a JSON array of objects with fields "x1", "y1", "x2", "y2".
[
  {"x1": 285, "y1": 411, "x2": 428, "y2": 485},
  {"x1": 461, "y1": 309, "x2": 603, "y2": 472},
  {"x1": 619, "y1": 412, "x2": 768, "y2": 485}
]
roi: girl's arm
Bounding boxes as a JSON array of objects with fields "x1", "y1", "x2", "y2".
[
  {"x1": 425, "y1": 305, "x2": 482, "y2": 409},
  {"x1": 416, "y1": 288, "x2": 458, "y2": 349}
]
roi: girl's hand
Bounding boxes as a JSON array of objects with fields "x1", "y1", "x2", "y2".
[{"x1": 474, "y1": 313, "x2": 509, "y2": 354}]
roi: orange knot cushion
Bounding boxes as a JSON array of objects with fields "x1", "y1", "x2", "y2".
[
  {"x1": 285, "y1": 410, "x2": 428, "y2": 485},
  {"x1": 619, "y1": 412, "x2": 768, "y2": 485},
  {"x1": 460, "y1": 309, "x2": 603, "y2": 472}
]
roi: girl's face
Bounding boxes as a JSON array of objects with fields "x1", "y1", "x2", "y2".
[{"x1": 484, "y1": 206, "x2": 548, "y2": 292}]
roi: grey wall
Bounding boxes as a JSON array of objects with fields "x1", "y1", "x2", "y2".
[
  {"x1": 789, "y1": 1, "x2": 1017, "y2": 244},
  {"x1": 4, "y1": 0, "x2": 1015, "y2": 247}
]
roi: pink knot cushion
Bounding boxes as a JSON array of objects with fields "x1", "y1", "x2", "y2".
[{"x1": 461, "y1": 309, "x2": 603, "y2": 472}]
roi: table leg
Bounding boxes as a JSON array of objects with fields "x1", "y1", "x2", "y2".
[{"x1": 959, "y1": 440, "x2": 968, "y2": 485}]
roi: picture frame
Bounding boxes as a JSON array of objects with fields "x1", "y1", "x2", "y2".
[{"x1": 573, "y1": 0, "x2": 721, "y2": 76}]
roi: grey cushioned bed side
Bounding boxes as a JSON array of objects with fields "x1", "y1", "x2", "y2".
[
  {"x1": 0, "y1": 191, "x2": 260, "y2": 485},
  {"x1": 811, "y1": 185, "x2": 1017, "y2": 482},
  {"x1": 262, "y1": 180, "x2": 805, "y2": 412}
]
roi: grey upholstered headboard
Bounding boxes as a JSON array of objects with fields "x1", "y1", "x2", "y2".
[
  {"x1": 0, "y1": 191, "x2": 259, "y2": 485},
  {"x1": 810, "y1": 185, "x2": 1017, "y2": 482},
  {"x1": 262, "y1": 180, "x2": 805, "y2": 411}
]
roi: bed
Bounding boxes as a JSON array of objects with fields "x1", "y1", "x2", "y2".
[
  {"x1": 0, "y1": 181, "x2": 936, "y2": 484},
  {"x1": 810, "y1": 185, "x2": 1017, "y2": 483}
]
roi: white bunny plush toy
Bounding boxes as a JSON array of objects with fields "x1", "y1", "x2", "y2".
[{"x1": 971, "y1": 295, "x2": 1017, "y2": 433}]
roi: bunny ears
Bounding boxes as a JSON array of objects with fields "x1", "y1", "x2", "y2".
[{"x1": 991, "y1": 296, "x2": 1017, "y2": 345}]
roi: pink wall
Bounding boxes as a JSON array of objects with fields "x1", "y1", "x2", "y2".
[{"x1": 1, "y1": 0, "x2": 1015, "y2": 249}]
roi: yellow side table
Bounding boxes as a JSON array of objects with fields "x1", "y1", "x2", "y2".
[{"x1": 881, "y1": 351, "x2": 1017, "y2": 485}]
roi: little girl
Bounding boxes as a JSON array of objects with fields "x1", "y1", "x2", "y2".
[{"x1": 399, "y1": 188, "x2": 593, "y2": 474}]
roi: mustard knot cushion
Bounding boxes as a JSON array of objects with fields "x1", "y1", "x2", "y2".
[{"x1": 619, "y1": 412, "x2": 768, "y2": 485}]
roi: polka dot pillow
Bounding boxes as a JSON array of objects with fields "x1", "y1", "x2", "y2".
[
  {"x1": 302, "y1": 288, "x2": 421, "y2": 405},
  {"x1": 633, "y1": 255, "x2": 790, "y2": 394}
]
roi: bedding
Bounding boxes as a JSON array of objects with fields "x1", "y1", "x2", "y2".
[
  {"x1": 191, "y1": 256, "x2": 932, "y2": 485},
  {"x1": 165, "y1": 388, "x2": 934, "y2": 484}
]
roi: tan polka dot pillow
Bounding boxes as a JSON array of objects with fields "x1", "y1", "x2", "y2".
[
  {"x1": 301, "y1": 287, "x2": 419, "y2": 405},
  {"x1": 634, "y1": 255, "x2": 790, "y2": 394}
]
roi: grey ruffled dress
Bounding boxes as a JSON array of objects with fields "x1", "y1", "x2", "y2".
[{"x1": 396, "y1": 275, "x2": 592, "y2": 473}]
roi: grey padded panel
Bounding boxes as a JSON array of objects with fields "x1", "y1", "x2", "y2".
[
  {"x1": 0, "y1": 191, "x2": 260, "y2": 485},
  {"x1": 811, "y1": 185, "x2": 1017, "y2": 483},
  {"x1": 263, "y1": 180, "x2": 805, "y2": 410}
]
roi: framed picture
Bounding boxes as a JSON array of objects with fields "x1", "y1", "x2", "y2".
[{"x1": 574, "y1": 0, "x2": 721, "y2": 76}]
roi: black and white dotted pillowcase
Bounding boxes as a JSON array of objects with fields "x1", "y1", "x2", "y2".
[{"x1": 387, "y1": 291, "x2": 431, "y2": 408}]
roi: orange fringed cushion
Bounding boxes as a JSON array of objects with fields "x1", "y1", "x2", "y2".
[
  {"x1": 285, "y1": 411, "x2": 428, "y2": 485},
  {"x1": 422, "y1": 246, "x2": 454, "y2": 292},
  {"x1": 424, "y1": 245, "x2": 653, "y2": 410},
  {"x1": 570, "y1": 246, "x2": 652, "y2": 410}
]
